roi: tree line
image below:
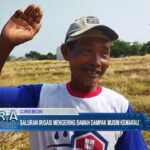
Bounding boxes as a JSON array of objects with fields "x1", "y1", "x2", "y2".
[
  {"x1": 7, "y1": 51, "x2": 56, "y2": 61},
  {"x1": 111, "y1": 40, "x2": 150, "y2": 57},
  {"x1": 25, "y1": 51, "x2": 56, "y2": 60},
  {"x1": 7, "y1": 40, "x2": 150, "y2": 61}
]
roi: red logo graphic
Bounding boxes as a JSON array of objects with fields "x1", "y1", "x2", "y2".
[{"x1": 74, "y1": 133, "x2": 105, "y2": 150}]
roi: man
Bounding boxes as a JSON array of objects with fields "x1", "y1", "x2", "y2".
[{"x1": 0, "y1": 4, "x2": 148, "y2": 150}]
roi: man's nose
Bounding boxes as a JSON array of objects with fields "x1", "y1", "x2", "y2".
[{"x1": 90, "y1": 54, "x2": 101, "y2": 67}]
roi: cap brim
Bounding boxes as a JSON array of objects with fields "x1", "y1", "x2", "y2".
[{"x1": 69, "y1": 25, "x2": 119, "y2": 41}]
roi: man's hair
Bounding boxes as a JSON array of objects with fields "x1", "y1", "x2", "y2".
[{"x1": 66, "y1": 41, "x2": 77, "y2": 51}]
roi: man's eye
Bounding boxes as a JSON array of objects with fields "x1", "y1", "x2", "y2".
[
  {"x1": 101, "y1": 51, "x2": 110, "y2": 58},
  {"x1": 79, "y1": 50, "x2": 91, "y2": 56},
  {"x1": 103, "y1": 51, "x2": 109, "y2": 55}
]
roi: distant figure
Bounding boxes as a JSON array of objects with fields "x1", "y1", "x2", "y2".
[{"x1": 56, "y1": 46, "x2": 64, "y2": 60}]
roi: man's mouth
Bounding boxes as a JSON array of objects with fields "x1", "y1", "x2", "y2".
[{"x1": 83, "y1": 67, "x2": 101, "y2": 77}]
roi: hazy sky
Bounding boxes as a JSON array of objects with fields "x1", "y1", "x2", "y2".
[{"x1": 0, "y1": 0, "x2": 150, "y2": 57}]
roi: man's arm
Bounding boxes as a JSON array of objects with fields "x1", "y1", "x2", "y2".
[
  {"x1": 0, "y1": 4, "x2": 43, "y2": 73},
  {"x1": 0, "y1": 84, "x2": 42, "y2": 107},
  {"x1": 115, "y1": 105, "x2": 148, "y2": 150},
  {"x1": 0, "y1": 36, "x2": 14, "y2": 73},
  {"x1": 0, "y1": 5, "x2": 44, "y2": 107}
]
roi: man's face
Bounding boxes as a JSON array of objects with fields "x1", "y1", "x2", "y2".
[{"x1": 66, "y1": 37, "x2": 111, "y2": 89}]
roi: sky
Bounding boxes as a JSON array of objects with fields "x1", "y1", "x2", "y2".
[{"x1": 0, "y1": 0, "x2": 150, "y2": 57}]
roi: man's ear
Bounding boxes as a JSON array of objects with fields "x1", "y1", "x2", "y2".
[{"x1": 61, "y1": 44, "x2": 70, "y2": 61}]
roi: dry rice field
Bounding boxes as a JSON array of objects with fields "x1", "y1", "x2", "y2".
[{"x1": 0, "y1": 55, "x2": 150, "y2": 149}]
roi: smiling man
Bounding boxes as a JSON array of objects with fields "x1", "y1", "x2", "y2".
[
  {"x1": 0, "y1": 4, "x2": 148, "y2": 150},
  {"x1": 63, "y1": 37, "x2": 110, "y2": 92}
]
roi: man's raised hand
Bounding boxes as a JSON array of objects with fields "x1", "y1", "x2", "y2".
[{"x1": 1, "y1": 4, "x2": 43, "y2": 47}]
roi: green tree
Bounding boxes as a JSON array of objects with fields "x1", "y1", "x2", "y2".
[
  {"x1": 25, "y1": 51, "x2": 56, "y2": 60},
  {"x1": 111, "y1": 40, "x2": 143, "y2": 57},
  {"x1": 111, "y1": 40, "x2": 130, "y2": 57},
  {"x1": 46, "y1": 52, "x2": 56, "y2": 60},
  {"x1": 130, "y1": 42, "x2": 142, "y2": 56},
  {"x1": 25, "y1": 51, "x2": 41, "y2": 60},
  {"x1": 140, "y1": 41, "x2": 150, "y2": 55}
]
